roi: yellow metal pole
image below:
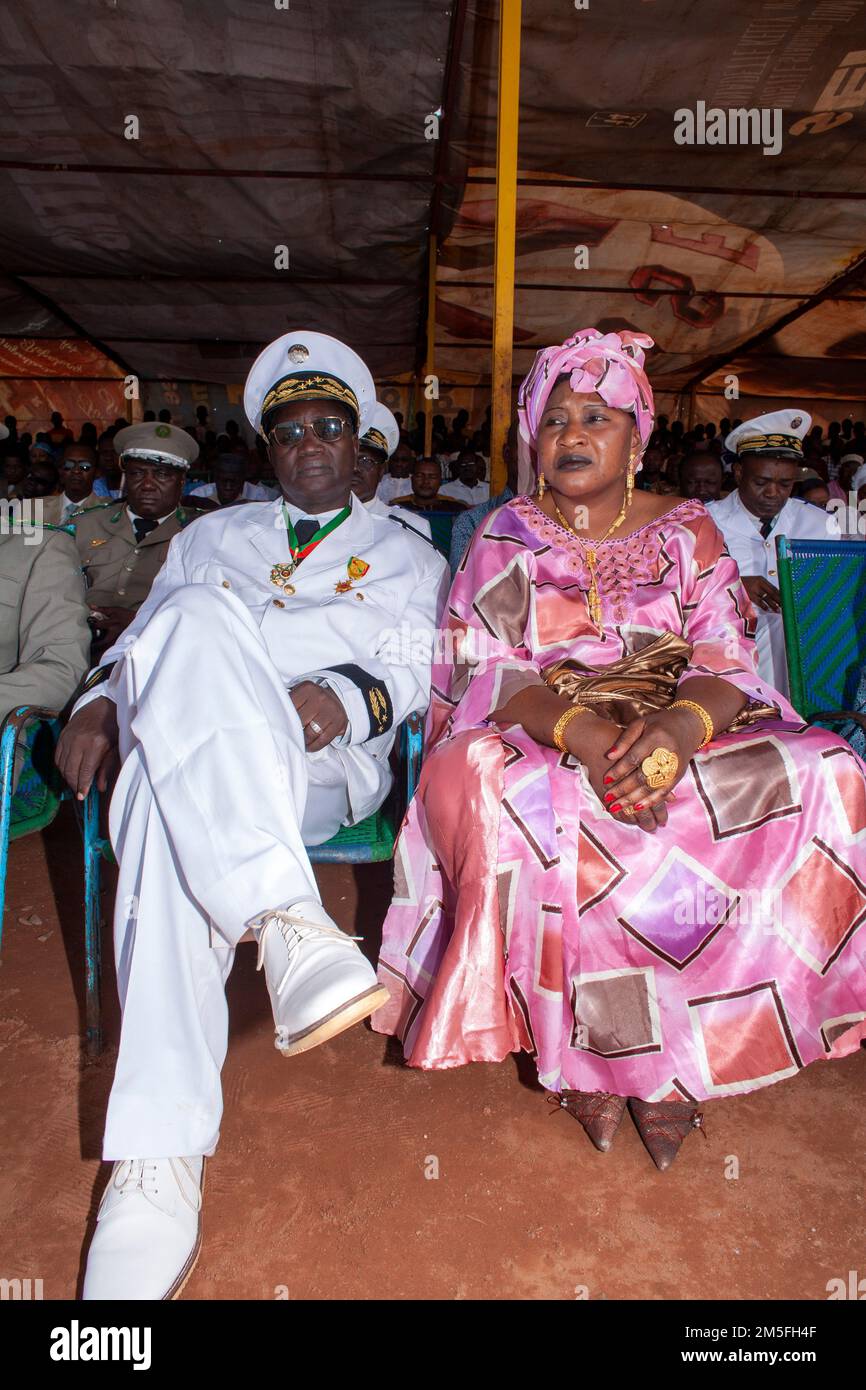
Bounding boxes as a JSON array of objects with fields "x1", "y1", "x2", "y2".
[
  {"x1": 424, "y1": 233, "x2": 437, "y2": 457},
  {"x1": 490, "y1": 0, "x2": 522, "y2": 494}
]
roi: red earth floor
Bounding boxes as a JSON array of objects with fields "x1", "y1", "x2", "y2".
[{"x1": 1, "y1": 803, "x2": 864, "y2": 1301}]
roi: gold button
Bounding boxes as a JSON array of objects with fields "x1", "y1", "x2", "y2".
[
  {"x1": 222, "y1": 580, "x2": 230, "y2": 588},
  {"x1": 355, "y1": 592, "x2": 365, "y2": 601},
  {"x1": 273, "y1": 598, "x2": 285, "y2": 608},
  {"x1": 283, "y1": 584, "x2": 295, "y2": 596}
]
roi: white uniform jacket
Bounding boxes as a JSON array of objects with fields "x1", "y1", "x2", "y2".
[
  {"x1": 707, "y1": 491, "x2": 839, "y2": 695},
  {"x1": 365, "y1": 493, "x2": 433, "y2": 541},
  {"x1": 707, "y1": 491, "x2": 838, "y2": 585},
  {"x1": 75, "y1": 493, "x2": 449, "y2": 823}
]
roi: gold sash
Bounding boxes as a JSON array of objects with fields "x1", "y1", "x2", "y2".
[{"x1": 543, "y1": 631, "x2": 780, "y2": 730}]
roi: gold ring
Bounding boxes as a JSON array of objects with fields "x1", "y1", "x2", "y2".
[
  {"x1": 619, "y1": 805, "x2": 637, "y2": 816},
  {"x1": 641, "y1": 746, "x2": 679, "y2": 790}
]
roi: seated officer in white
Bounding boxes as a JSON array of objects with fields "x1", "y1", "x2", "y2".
[
  {"x1": 56, "y1": 331, "x2": 448, "y2": 1300},
  {"x1": 353, "y1": 402, "x2": 432, "y2": 542},
  {"x1": 708, "y1": 409, "x2": 838, "y2": 697}
]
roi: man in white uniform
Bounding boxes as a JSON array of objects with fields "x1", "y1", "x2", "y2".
[
  {"x1": 354, "y1": 402, "x2": 432, "y2": 542},
  {"x1": 708, "y1": 409, "x2": 838, "y2": 696},
  {"x1": 56, "y1": 332, "x2": 448, "y2": 1300}
]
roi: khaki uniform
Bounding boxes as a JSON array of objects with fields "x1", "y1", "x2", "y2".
[
  {"x1": 69, "y1": 501, "x2": 209, "y2": 610},
  {"x1": 0, "y1": 524, "x2": 91, "y2": 722}
]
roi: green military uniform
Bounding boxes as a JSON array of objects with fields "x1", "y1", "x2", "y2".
[
  {"x1": 69, "y1": 501, "x2": 209, "y2": 611},
  {"x1": 0, "y1": 523, "x2": 91, "y2": 723}
]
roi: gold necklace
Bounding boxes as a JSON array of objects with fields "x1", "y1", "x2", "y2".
[{"x1": 552, "y1": 475, "x2": 633, "y2": 628}]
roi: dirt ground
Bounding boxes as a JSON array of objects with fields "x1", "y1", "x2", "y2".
[{"x1": 1, "y1": 803, "x2": 864, "y2": 1302}]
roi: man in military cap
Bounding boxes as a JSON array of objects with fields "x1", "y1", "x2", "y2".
[
  {"x1": 353, "y1": 402, "x2": 432, "y2": 541},
  {"x1": 57, "y1": 330, "x2": 447, "y2": 1301},
  {"x1": 708, "y1": 409, "x2": 839, "y2": 694},
  {"x1": 69, "y1": 421, "x2": 209, "y2": 658}
]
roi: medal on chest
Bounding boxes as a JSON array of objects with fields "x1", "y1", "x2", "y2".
[
  {"x1": 335, "y1": 555, "x2": 370, "y2": 594},
  {"x1": 269, "y1": 562, "x2": 297, "y2": 595}
]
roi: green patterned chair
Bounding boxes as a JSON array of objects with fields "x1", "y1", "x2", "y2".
[{"x1": 777, "y1": 536, "x2": 866, "y2": 746}]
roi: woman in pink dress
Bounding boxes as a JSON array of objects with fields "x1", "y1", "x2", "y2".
[{"x1": 372, "y1": 329, "x2": 866, "y2": 1169}]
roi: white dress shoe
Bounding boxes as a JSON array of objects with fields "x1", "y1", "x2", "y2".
[
  {"x1": 252, "y1": 899, "x2": 389, "y2": 1057},
  {"x1": 82, "y1": 1156, "x2": 205, "y2": 1301}
]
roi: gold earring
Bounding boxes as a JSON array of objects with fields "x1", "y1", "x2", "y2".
[
  {"x1": 626, "y1": 460, "x2": 635, "y2": 509},
  {"x1": 536, "y1": 473, "x2": 546, "y2": 498}
]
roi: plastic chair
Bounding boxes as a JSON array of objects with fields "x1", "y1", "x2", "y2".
[
  {"x1": 777, "y1": 536, "x2": 866, "y2": 744},
  {"x1": 424, "y1": 510, "x2": 458, "y2": 559},
  {"x1": 0, "y1": 706, "x2": 107, "y2": 1058},
  {"x1": 308, "y1": 712, "x2": 423, "y2": 862},
  {"x1": 75, "y1": 711, "x2": 424, "y2": 1050}
]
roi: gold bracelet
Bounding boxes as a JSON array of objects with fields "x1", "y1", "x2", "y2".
[
  {"x1": 669, "y1": 698, "x2": 714, "y2": 750},
  {"x1": 552, "y1": 704, "x2": 590, "y2": 754}
]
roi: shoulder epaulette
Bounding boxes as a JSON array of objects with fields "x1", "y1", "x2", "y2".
[
  {"x1": 68, "y1": 501, "x2": 112, "y2": 520},
  {"x1": 386, "y1": 512, "x2": 440, "y2": 552}
]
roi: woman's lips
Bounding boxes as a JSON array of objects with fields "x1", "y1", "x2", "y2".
[{"x1": 556, "y1": 454, "x2": 593, "y2": 470}]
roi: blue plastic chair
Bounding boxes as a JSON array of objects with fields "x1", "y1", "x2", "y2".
[{"x1": 0, "y1": 706, "x2": 107, "y2": 1057}]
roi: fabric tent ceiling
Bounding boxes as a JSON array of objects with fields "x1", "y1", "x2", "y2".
[{"x1": 0, "y1": 0, "x2": 865, "y2": 403}]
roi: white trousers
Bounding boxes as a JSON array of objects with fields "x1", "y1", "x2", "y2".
[
  {"x1": 102, "y1": 585, "x2": 350, "y2": 1160},
  {"x1": 755, "y1": 610, "x2": 790, "y2": 700}
]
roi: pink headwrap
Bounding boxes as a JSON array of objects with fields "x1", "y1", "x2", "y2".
[{"x1": 516, "y1": 328, "x2": 655, "y2": 493}]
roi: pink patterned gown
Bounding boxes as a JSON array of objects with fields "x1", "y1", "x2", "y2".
[{"x1": 372, "y1": 497, "x2": 866, "y2": 1103}]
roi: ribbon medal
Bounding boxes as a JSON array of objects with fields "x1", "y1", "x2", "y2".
[
  {"x1": 270, "y1": 562, "x2": 297, "y2": 595},
  {"x1": 335, "y1": 555, "x2": 370, "y2": 595}
]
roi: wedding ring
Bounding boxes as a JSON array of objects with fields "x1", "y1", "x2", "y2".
[
  {"x1": 309, "y1": 720, "x2": 323, "y2": 735},
  {"x1": 641, "y1": 746, "x2": 679, "y2": 790},
  {"x1": 619, "y1": 805, "x2": 637, "y2": 816}
]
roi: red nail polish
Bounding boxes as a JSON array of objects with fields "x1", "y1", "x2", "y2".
[
  {"x1": 603, "y1": 775, "x2": 613, "y2": 784},
  {"x1": 610, "y1": 803, "x2": 622, "y2": 813},
  {"x1": 634, "y1": 803, "x2": 644, "y2": 811},
  {"x1": 604, "y1": 791, "x2": 614, "y2": 802}
]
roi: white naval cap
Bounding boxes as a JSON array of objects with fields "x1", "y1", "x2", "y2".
[
  {"x1": 243, "y1": 330, "x2": 376, "y2": 439},
  {"x1": 726, "y1": 408, "x2": 811, "y2": 462},
  {"x1": 113, "y1": 421, "x2": 199, "y2": 470},
  {"x1": 361, "y1": 402, "x2": 400, "y2": 459}
]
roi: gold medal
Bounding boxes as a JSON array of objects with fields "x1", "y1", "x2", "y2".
[
  {"x1": 347, "y1": 555, "x2": 370, "y2": 581},
  {"x1": 269, "y1": 561, "x2": 297, "y2": 592}
]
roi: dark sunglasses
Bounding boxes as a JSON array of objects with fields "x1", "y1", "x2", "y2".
[{"x1": 268, "y1": 417, "x2": 349, "y2": 448}]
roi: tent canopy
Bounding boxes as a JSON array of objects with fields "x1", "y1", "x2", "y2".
[{"x1": 1, "y1": 0, "x2": 864, "y2": 409}]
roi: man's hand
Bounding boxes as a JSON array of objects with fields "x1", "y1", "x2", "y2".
[
  {"x1": 55, "y1": 695, "x2": 120, "y2": 800},
  {"x1": 289, "y1": 681, "x2": 348, "y2": 751},
  {"x1": 89, "y1": 604, "x2": 135, "y2": 642},
  {"x1": 742, "y1": 575, "x2": 781, "y2": 612}
]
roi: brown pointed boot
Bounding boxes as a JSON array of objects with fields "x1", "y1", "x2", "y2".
[
  {"x1": 628, "y1": 1097, "x2": 705, "y2": 1171},
  {"x1": 557, "y1": 1090, "x2": 628, "y2": 1152}
]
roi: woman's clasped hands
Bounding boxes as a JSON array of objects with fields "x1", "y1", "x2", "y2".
[{"x1": 598, "y1": 708, "x2": 705, "y2": 834}]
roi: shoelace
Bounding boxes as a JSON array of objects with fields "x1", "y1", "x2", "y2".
[
  {"x1": 253, "y1": 910, "x2": 362, "y2": 997},
  {"x1": 108, "y1": 1158, "x2": 202, "y2": 1213}
]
